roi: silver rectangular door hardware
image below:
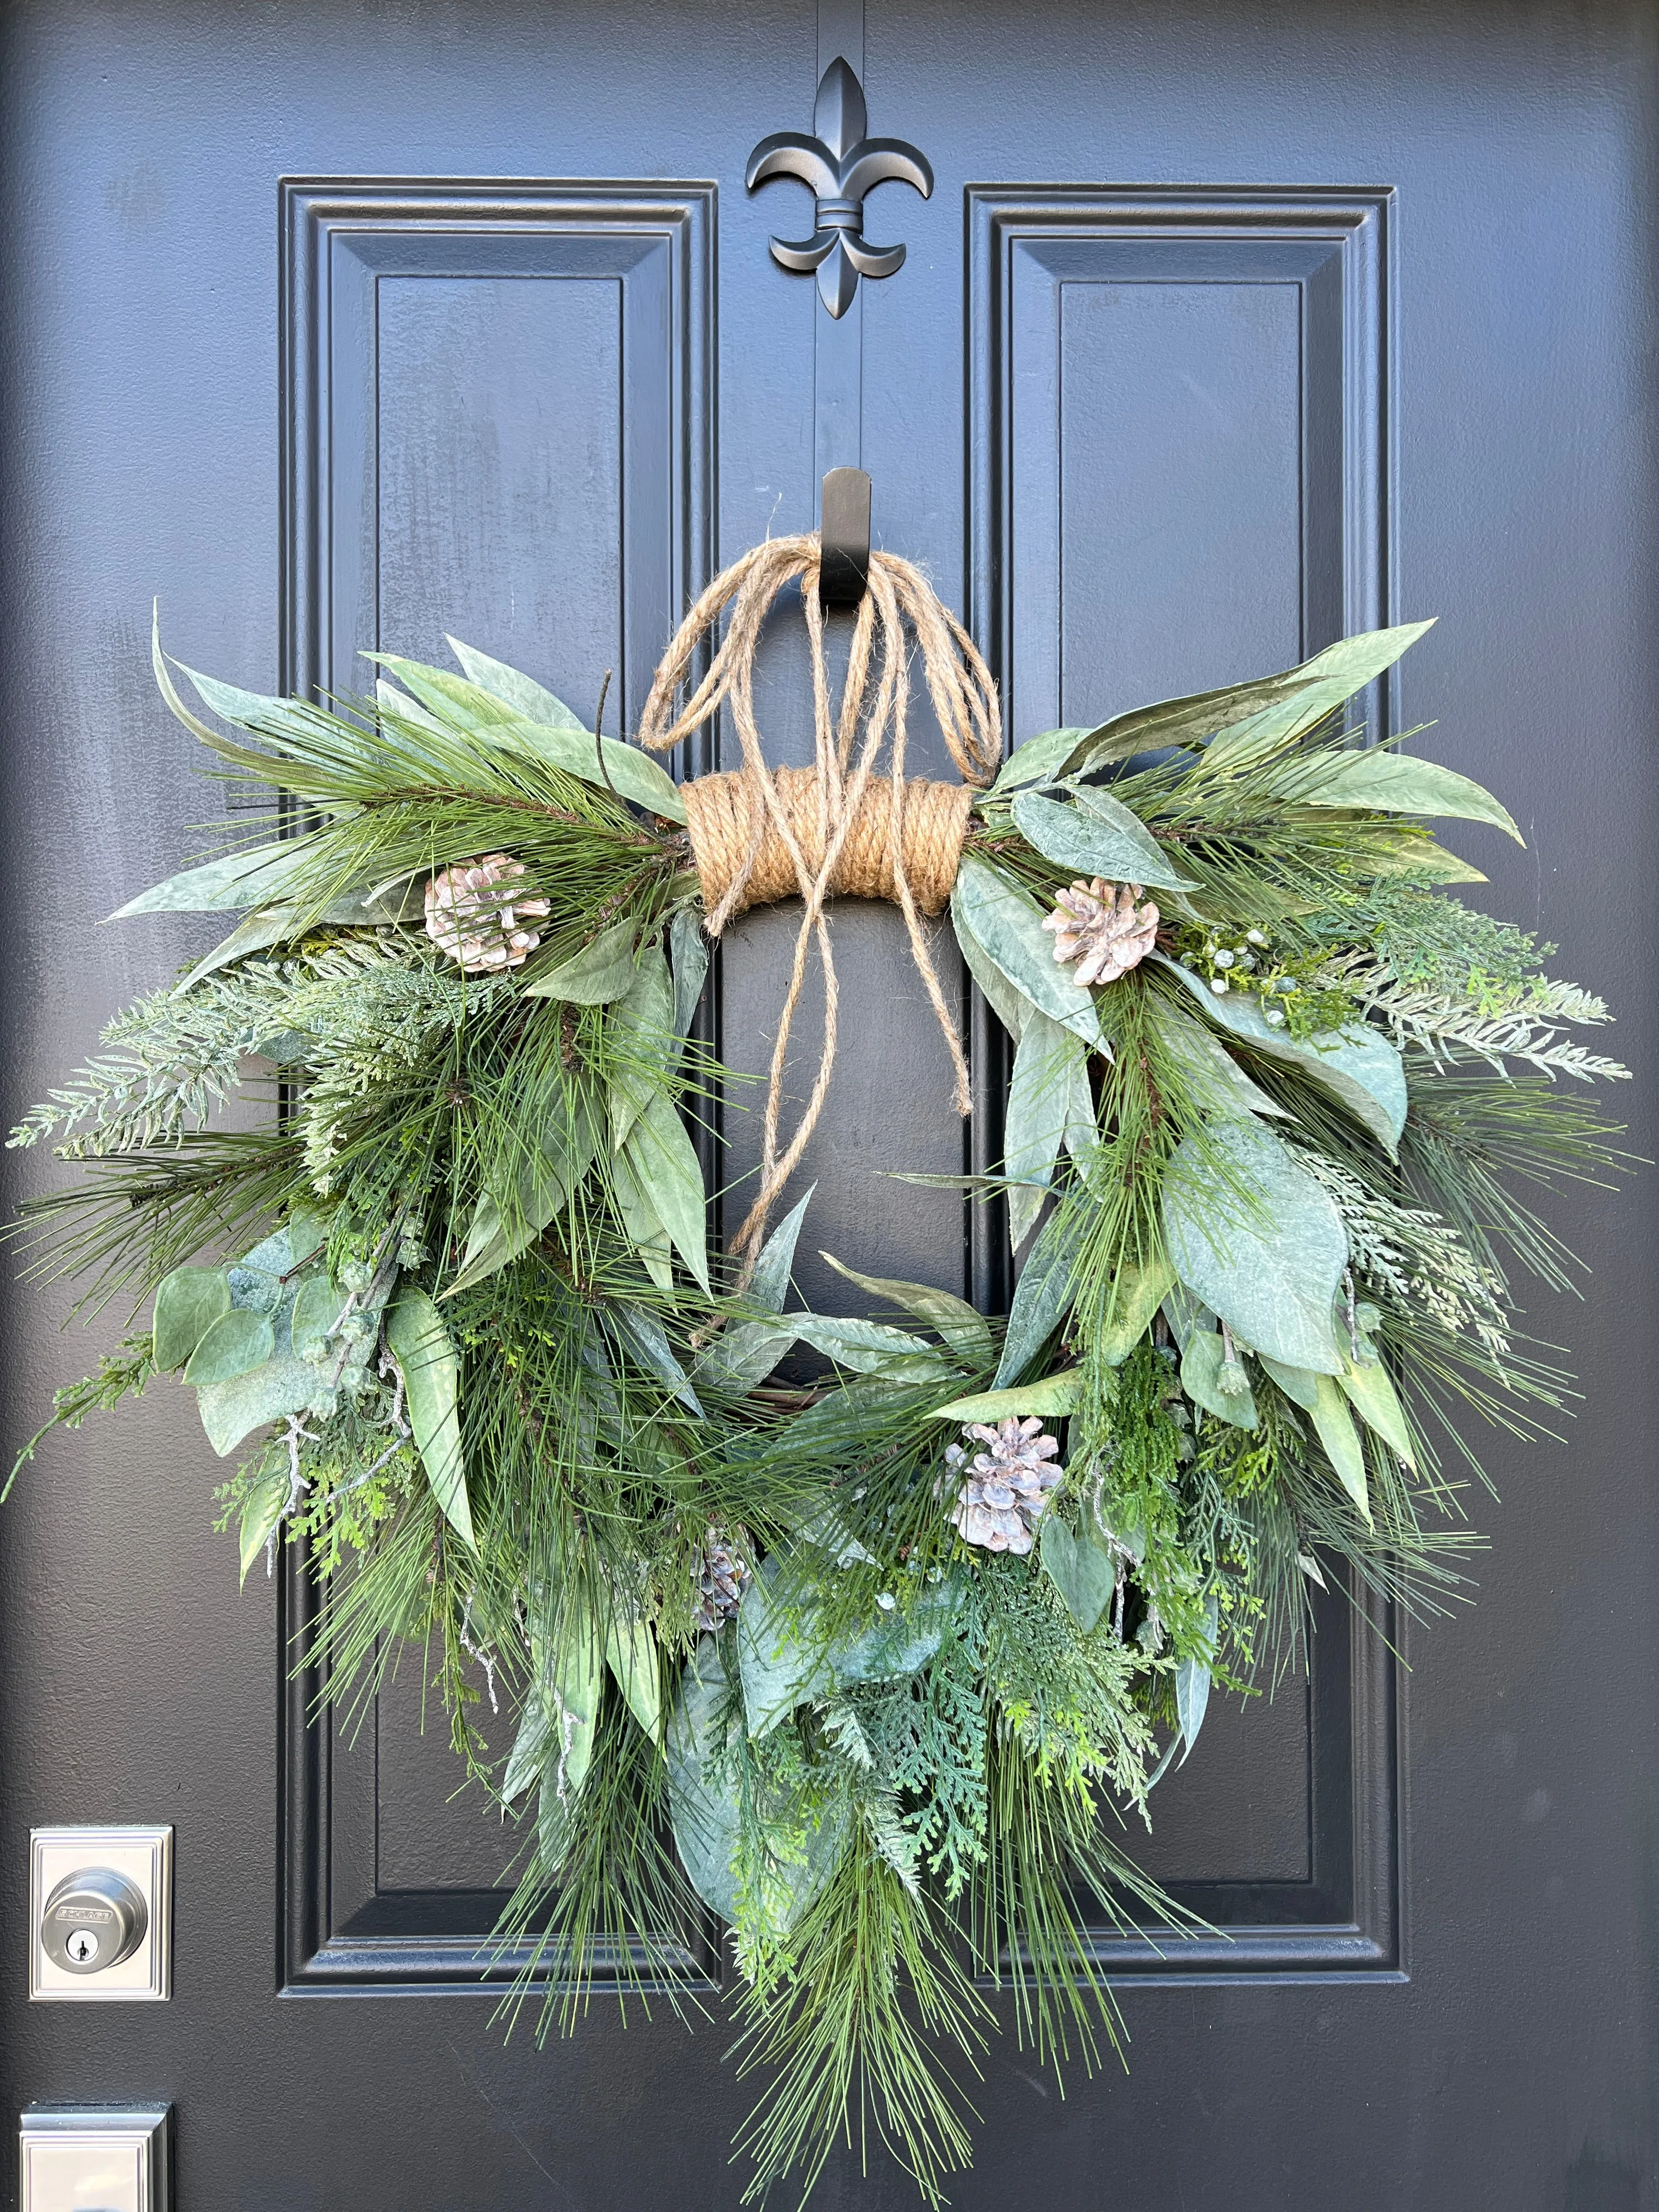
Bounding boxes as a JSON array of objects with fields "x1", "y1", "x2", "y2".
[
  {"x1": 29, "y1": 1829, "x2": 172, "y2": 2002},
  {"x1": 19, "y1": 2108, "x2": 170, "y2": 2212}
]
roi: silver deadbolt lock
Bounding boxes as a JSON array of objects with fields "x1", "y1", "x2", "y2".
[{"x1": 40, "y1": 1867, "x2": 148, "y2": 1976}]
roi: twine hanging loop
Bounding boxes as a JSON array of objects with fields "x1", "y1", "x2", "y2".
[{"x1": 637, "y1": 533, "x2": 1001, "y2": 1265}]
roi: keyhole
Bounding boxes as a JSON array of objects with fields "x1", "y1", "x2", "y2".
[{"x1": 64, "y1": 1927, "x2": 99, "y2": 1965}]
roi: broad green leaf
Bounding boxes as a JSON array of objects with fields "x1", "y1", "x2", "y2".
[
  {"x1": 290, "y1": 1274, "x2": 345, "y2": 1361},
  {"x1": 952, "y1": 884, "x2": 1031, "y2": 1041},
  {"x1": 375, "y1": 675, "x2": 448, "y2": 733},
  {"x1": 786, "y1": 1313, "x2": 953, "y2": 1381},
  {"x1": 1338, "y1": 1349, "x2": 1416, "y2": 1468},
  {"x1": 1180, "y1": 1329, "x2": 1259, "y2": 1429},
  {"x1": 695, "y1": 1318, "x2": 799, "y2": 1395},
  {"x1": 1160, "y1": 1280, "x2": 1214, "y2": 1353},
  {"x1": 1096, "y1": 1254, "x2": 1177, "y2": 1366},
  {"x1": 1149, "y1": 999, "x2": 1289, "y2": 1125},
  {"x1": 1163, "y1": 1119, "x2": 1349, "y2": 1376},
  {"x1": 933, "y1": 1369, "x2": 1081, "y2": 1423},
  {"x1": 196, "y1": 1356, "x2": 325, "y2": 1458},
  {"x1": 153, "y1": 1266, "x2": 231, "y2": 1370},
  {"x1": 668, "y1": 1641, "x2": 847, "y2": 1928},
  {"x1": 621, "y1": 1090, "x2": 711, "y2": 1296},
  {"x1": 819, "y1": 1251, "x2": 995, "y2": 1365},
  {"x1": 739, "y1": 1558, "x2": 955, "y2": 1736},
  {"x1": 238, "y1": 1463, "x2": 288, "y2": 1588},
  {"x1": 610, "y1": 1145, "x2": 676, "y2": 1293},
  {"x1": 988, "y1": 725, "x2": 1091, "y2": 796},
  {"x1": 1011, "y1": 786, "x2": 1197, "y2": 895},
  {"x1": 605, "y1": 948, "x2": 677, "y2": 1150},
  {"x1": 608, "y1": 1302, "x2": 703, "y2": 1414},
  {"x1": 1175, "y1": 1594, "x2": 1220, "y2": 1766},
  {"x1": 501, "y1": 1690, "x2": 551, "y2": 1803},
  {"x1": 386, "y1": 1290, "x2": 475, "y2": 1548},
  {"x1": 669, "y1": 908, "x2": 710, "y2": 1038},
  {"x1": 446, "y1": 1086, "x2": 600, "y2": 1296},
  {"x1": 446, "y1": 636, "x2": 586, "y2": 730},
  {"x1": 1261, "y1": 1353, "x2": 1370, "y2": 1519},
  {"x1": 548, "y1": 1589, "x2": 604, "y2": 1799},
  {"x1": 522, "y1": 919, "x2": 641, "y2": 1005},
  {"x1": 1257, "y1": 1353, "x2": 1319, "y2": 1412},
  {"x1": 183, "y1": 1308, "x2": 275, "y2": 1387},
  {"x1": 603, "y1": 1606, "x2": 662, "y2": 1738},
  {"x1": 747, "y1": 1186, "x2": 815, "y2": 1314},
  {"x1": 950, "y1": 856, "x2": 1107, "y2": 1048},
  {"x1": 1040, "y1": 1514, "x2": 1118, "y2": 1633},
  {"x1": 993, "y1": 1203, "x2": 1087, "y2": 1387},
  {"x1": 175, "y1": 661, "x2": 352, "y2": 751},
  {"x1": 367, "y1": 652, "x2": 687, "y2": 822},
  {"x1": 1153, "y1": 956, "x2": 1406, "y2": 1156},
  {"x1": 1263, "y1": 746, "x2": 1523, "y2": 844},
  {"x1": 1003, "y1": 1012, "x2": 1093, "y2": 1252},
  {"x1": 107, "y1": 838, "x2": 319, "y2": 921},
  {"x1": 1060, "y1": 621, "x2": 1436, "y2": 780},
  {"x1": 170, "y1": 879, "x2": 423, "y2": 994}
]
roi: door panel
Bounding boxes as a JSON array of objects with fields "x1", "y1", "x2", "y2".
[{"x1": 3, "y1": 2, "x2": 1655, "y2": 2205}]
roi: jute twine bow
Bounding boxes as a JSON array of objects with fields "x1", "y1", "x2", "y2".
[{"x1": 637, "y1": 533, "x2": 1002, "y2": 1267}]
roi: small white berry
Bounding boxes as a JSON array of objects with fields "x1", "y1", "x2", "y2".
[{"x1": 1210, "y1": 976, "x2": 1229, "y2": 995}]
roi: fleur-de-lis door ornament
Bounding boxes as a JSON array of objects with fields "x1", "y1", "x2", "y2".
[{"x1": 746, "y1": 58, "x2": 934, "y2": 319}]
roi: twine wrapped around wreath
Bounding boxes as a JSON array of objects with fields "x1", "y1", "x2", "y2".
[{"x1": 637, "y1": 533, "x2": 1001, "y2": 1264}]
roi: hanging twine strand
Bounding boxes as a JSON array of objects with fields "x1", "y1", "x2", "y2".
[{"x1": 637, "y1": 533, "x2": 1001, "y2": 1265}]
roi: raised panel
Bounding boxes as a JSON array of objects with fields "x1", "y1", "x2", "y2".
[
  {"x1": 279, "y1": 177, "x2": 714, "y2": 1992},
  {"x1": 968, "y1": 187, "x2": 1399, "y2": 1979}
]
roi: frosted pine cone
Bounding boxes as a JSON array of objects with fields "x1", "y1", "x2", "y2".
[
  {"x1": 425, "y1": 854, "x2": 551, "y2": 974},
  {"x1": 1042, "y1": 877, "x2": 1159, "y2": 987},
  {"x1": 694, "y1": 1526, "x2": 752, "y2": 1631},
  {"x1": 946, "y1": 1416, "x2": 1063, "y2": 1555}
]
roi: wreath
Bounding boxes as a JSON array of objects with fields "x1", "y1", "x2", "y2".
[{"x1": 6, "y1": 537, "x2": 1631, "y2": 2202}]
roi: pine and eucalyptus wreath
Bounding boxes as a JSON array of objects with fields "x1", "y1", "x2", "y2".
[{"x1": 5, "y1": 539, "x2": 1632, "y2": 2201}]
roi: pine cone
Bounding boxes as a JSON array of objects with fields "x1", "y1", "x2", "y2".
[
  {"x1": 694, "y1": 1526, "x2": 752, "y2": 1630},
  {"x1": 425, "y1": 854, "x2": 551, "y2": 974},
  {"x1": 945, "y1": 1415, "x2": 1063, "y2": 1555},
  {"x1": 1042, "y1": 878, "x2": 1159, "y2": 987}
]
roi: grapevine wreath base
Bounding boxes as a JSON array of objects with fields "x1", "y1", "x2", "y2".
[{"x1": 7, "y1": 538, "x2": 1630, "y2": 2199}]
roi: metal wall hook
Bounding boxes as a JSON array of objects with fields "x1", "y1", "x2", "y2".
[{"x1": 819, "y1": 467, "x2": 871, "y2": 606}]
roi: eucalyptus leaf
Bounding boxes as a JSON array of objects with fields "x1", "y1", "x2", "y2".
[
  {"x1": 1153, "y1": 956, "x2": 1406, "y2": 1156},
  {"x1": 367, "y1": 652, "x2": 687, "y2": 822},
  {"x1": 1262, "y1": 745, "x2": 1522, "y2": 843},
  {"x1": 987, "y1": 725, "x2": 1092, "y2": 797},
  {"x1": 522, "y1": 919, "x2": 641, "y2": 1005},
  {"x1": 1163, "y1": 1119, "x2": 1348, "y2": 1376},
  {"x1": 819, "y1": 1251, "x2": 995, "y2": 1365},
  {"x1": 1175, "y1": 1593, "x2": 1220, "y2": 1765},
  {"x1": 107, "y1": 838, "x2": 320, "y2": 922},
  {"x1": 183, "y1": 1307, "x2": 275, "y2": 1387},
  {"x1": 669, "y1": 909, "x2": 710, "y2": 1039},
  {"x1": 1149, "y1": 998, "x2": 1289, "y2": 1125},
  {"x1": 447, "y1": 1085, "x2": 600, "y2": 1296},
  {"x1": 950, "y1": 856, "x2": 1107, "y2": 1048},
  {"x1": 1039, "y1": 1514, "x2": 1118, "y2": 1633},
  {"x1": 1003, "y1": 1012, "x2": 1093, "y2": 1251},
  {"x1": 952, "y1": 884, "x2": 1030, "y2": 1042},
  {"x1": 610, "y1": 1144, "x2": 676, "y2": 1294},
  {"x1": 603, "y1": 1606, "x2": 662, "y2": 1739},
  {"x1": 787, "y1": 1313, "x2": 955, "y2": 1381},
  {"x1": 608, "y1": 1302, "x2": 703, "y2": 1414},
  {"x1": 446, "y1": 636, "x2": 586, "y2": 730},
  {"x1": 1338, "y1": 1350, "x2": 1416, "y2": 1469},
  {"x1": 1180, "y1": 1330, "x2": 1259, "y2": 1429},
  {"x1": 290, "y1": 1274, "x2": 345, "y2": 1361},
  {"x1": 1059, "y1": 621, "x2": 1436, "y2": 780},
  {"x1": 747, "y1": 1187, "x2": 815, "y2": 1315},
  {"x1": 1011, "y1": 786, "x2": 1197, "y2": 895},
  {"x1": 548, "y1": 1588, "x2": 605, "y2": 1799},
  {"x1": 501, "y1": 1689, "x2": 552, "y2": 1803},
  {"x1": 1096, "y1": 1254, "x2": 1176, "y2": 1366},
  {"x1": 196, "y1": 1357, "x2": 328, "y2": 1459},
  {"x1": 386, "y1": 1289, "x2": 474, "y2": 1549},
  {"x1": 993, "y1": 1203, "x2": 1087, "y2": 1388},
  {"x1": 153, "y1": 1266, "x2": 232, "y2": 1370},
  {"x1": 176, "y1": 662, "x2": 352, "y2": 751},
  {"x1": 606, "y1": 949, "x2": 678, "y2": 1150},
  {"x1": 739, "y1": 1558, "x2": 956, "y2": 1737},
  {"x1": 621, "y1": 1089, "x2": 711, "y2": 1296},
  {"x1": 1160, "y1": 1280, "x2": 1214, "y2": 1354},
  {"x1": 932, "y1": 1370, "x2": 1080, "y2": 1424},
  {"x1": 238, "y1": 1464, "x2": 289, "y2": 1588},
  {"x1": 695, "y1": 1318, "x2": 800, "y2": 1395}
]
